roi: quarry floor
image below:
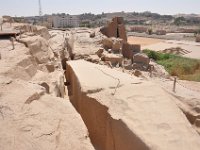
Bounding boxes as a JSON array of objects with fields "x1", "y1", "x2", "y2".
[
  {"x1": 128, "y1": 36, "x2": 200, "y2": 59},
  {"x1": 1, "y1": 23, "x2": 200, "y2": 149}
]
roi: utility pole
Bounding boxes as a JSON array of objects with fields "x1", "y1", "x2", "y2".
[{"x1": 39, "y1": 0, "x2": 42, "y2": 16}]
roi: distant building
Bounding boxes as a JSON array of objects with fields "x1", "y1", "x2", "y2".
[{"x1": 52, "y1": 15, "x2": 80, "y2": 28}]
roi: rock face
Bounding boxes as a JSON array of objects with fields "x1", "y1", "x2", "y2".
[
  {"x1": 102, "y1": 38, "x2": 113, "y2": 49},
  {"x1": 0, "y1": 40, "x2": 38, "y2": 80},
  {"x1": 14, "y1": 24, "x2": 51, "y2": 40},
  {"x1": 112, "y1": 40, "x2": 121, "y2": 52},
  {"x1": 100, "y1": 17, "x2": 127, "y2": 41},
  {"x1": 122, "y1": 42, "x2": 141, "y2": 60},
  {"x1": 66, "y1": 60, "x2": 200, "y2": 150},
  {"x1": 19, "y1": 36, "x2": 54, "y2": 64},
  {"x1": 133, "y1": 53, "x2": 150, "y2": 67},
  {"x1": 0, "y1": 26, "x2": 95, "y2": 150},
  {"x1": 102, "y1": 53, "x2": 123, "y2": 66},
  {"x1": 68, "y1": 28, "x2": 103, "y2": 58},
  {"x1": 102, "y1": 37, "x2": 122, "y2": 53},
  {"x1": 0, "y1": 78, "x2": 94, "y2": 150}
]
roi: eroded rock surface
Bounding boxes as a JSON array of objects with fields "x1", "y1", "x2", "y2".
[
  {"x1": 0, "y1": 25, "x2": 94, "y2": 150},
  {"x1": 66, "y1": 60, "x2": 200, "y2": 150},
  {"x1": 0, "y1": 78, "x2": 94, "y2": 150},
  {"x1": 1, "y1": 22, "x2": 200, "y2": 150}
]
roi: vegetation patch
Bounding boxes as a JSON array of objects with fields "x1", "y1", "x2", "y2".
[{"x1": 143, "y1": 49, "x2": 200, "y2": 82}]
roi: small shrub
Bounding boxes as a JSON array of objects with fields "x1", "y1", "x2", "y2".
[
  {"x1": 143, "y1": 49, "x2": 200, "y2": 82},
  {"x1": 147, "y1": 28, "x2": 153, "y2": 35}
]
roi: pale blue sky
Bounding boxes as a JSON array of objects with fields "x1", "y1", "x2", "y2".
[{"x1": 0, "y1": 0, "x2": 200, "y2": 17}]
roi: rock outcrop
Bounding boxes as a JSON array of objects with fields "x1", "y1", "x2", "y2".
[
  {"x1": 14, "y1": 24, "x2": 51, "y2": 40},
  {"x1": 0, "y1": 77, "x2": 94, "y2": 150},
  {"x1": 68, "y1": 28, "x2": 103, "y2": 58},
  {"x1": 0, "y1": 25, "x2": 95, "y2": 150},
  {"x1": 133, "y1": 53, "x2": 150, "y2": 70},
  {"x1": 100, "y1": 17, "x2": 127, "y2": 41},
  {"x1": 102, "y1": 37, "x2": 122, "y2": 53},
  {"x1": 122, "y1": 42, "x2": 141, "y2": 60},
  {"x1": 101, "y1": 53, "x2": 123, "y2": 66},
  {"x1": 1, "y1": 22, "x2": 200, "y2": 150},
  {"x1": 19, "y1": 36, "x2": 54, "y2": 64},
  {"x1": 66, "y1": 60, "x2": 200, "y2": 150}
]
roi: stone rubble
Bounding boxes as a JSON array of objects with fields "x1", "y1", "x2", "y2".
[{"x1": 1, "y1": 17, "x2": 200, "y2": 150}]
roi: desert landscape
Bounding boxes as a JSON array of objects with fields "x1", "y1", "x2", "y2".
[
  {"x1": 128, "y1": 36, "x2": 200, "y2": 59},
  {"x1": 1, "y1": 1, "x2": 200, "y2": 150}
]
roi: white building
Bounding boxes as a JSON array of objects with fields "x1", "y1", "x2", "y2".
[{"x1": 52, "y1": 15, "x2": 80, "y2": 28}]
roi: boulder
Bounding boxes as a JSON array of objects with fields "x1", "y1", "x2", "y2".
[
  {"x1": 19, "y1": 36, "x2": 54, "y2": 64},
  {"x1": 0, "y1": 52, "x2": 38, "y2": 81},
  {"x1": 122, "y1": 43, "x2": 141, "y2": 60},
  {"x1": 102, "y1": 38, "x2": 113, "y2": 49},
  {"x1": 85, "y1": 55, "x2": 100, "y2": 63},
  {"x1": 112, "y1": 39, "x2": 121, "y2": 53},
  {"x1": 35, "y1": 26, "x2": 51, "y2": 40},
  {"x1": 122, "y1": 43, "x2": 133, "y2": 59},
  {"x1": 100, "y1": 17, "x2": 127, "y2": 41},
  {"x1": 66, "y1": 60, "x2": 200, "y2": 150},
  {"x1": 133, "y1": 53, "x2": 150, "y2": 66},
  {"x1": 32, "y1": 70, "x2": 65, "y2": 98},
  {"x1": 102, "y1": 53, "x2": 123, "y2": 66},
  {"x1": 118, "y1": 24, "x2": 127, "y2": 41},
  {"x1": 14, "y1": 24, "x2": 50, "y2": 40},
  {"x1": 0, "y1": 79, "x2": 95, "y2": 150},
  {"x1": 107, "y1": 20, "x2": 118, "y2": 38}
]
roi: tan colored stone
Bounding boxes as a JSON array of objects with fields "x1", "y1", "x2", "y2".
[
  {"x1": 66, "y1": 60, "x2": 200, "y2": 150},
  {"x1": 95, "y1": 48, "x2": 104, "y2": 57},
  {"x1": 102, "y1": 38, "x2": 113, "y2": 49},
  {"x1": 35, "y1": 26, "x2": 51, "y2": 40},
  {"x1": 122, "y1": 43, "x2": 133, "y2": 59},
  {"x1": 19, "y1": 36, "x2": 54, "y2": 64},
  {"x1": 86, "y1": 55, "x2": 100, "y2": 63},
  {"x1": 112, "y1": 39, "x2": 121, "y2": 52},
  {"x1": 133, "y1": 53, "x2": 150, "y2": 66},
  {"x1": 118, "y1": 24, "x2": 127, "y2": 41},
  {"x1": 122, "y1": 42, "x2": 141, "y2": 60},
  {"x1": 100, "y1": 17, "x2": 127, "y2": 41},
  {"x1": 102, "y1": 53, "x2": 123, "y2": 66},
  {"x1": 0, "y1": 79, "x2": 94, "y2": 150}
]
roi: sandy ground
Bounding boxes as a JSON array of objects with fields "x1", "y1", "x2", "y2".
[
  {"x1": 128, "y1": 36, "x2": 200, "y2": 59},
  {"x1": 128, "y1": 36, "x2": 163, "y2": 46},
  {"x1": 143, "y1": 40, "x2": 200, "y2": 59}
]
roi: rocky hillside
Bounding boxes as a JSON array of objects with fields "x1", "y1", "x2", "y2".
[{"x1": 1, "y1": 21, "x2": 200, "y2": 150}]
